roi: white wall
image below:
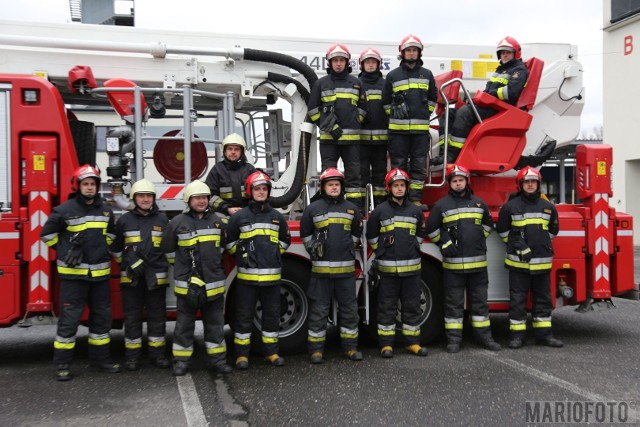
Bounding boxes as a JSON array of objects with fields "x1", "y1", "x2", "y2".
[{"x1": 603, "y1": 0, "x2": 640, "y2": 244}]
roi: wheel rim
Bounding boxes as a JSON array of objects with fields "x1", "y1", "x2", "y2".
[
  {"x1": 396, "y1": 279, "x2": 433, "y2": 327},
  {"x1": 253, "y1": 279, "x2": 309, "y2": 338}
]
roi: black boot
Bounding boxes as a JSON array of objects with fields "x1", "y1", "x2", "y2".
[
  {"x1": 477, "y1": 336, "x2": 502, "y2": 351},
  {"x1": 536, "y1": 337, "x2": 564, "y2": 348},
  {"x1": 508, "y1": 337, "x2": 525, "y2": 349},
  {"x1": 56, "y1": 364, "x2": 73, "y2": 382},
  {"x1": 151, "y1": 355, "x2": 171, "y2": 369},
  {"x1": 207, "y1": 359, "x2": 233, "y2": 374},
  {"x1": 173, "y1": 360, "x2": 189, "y2": 376},
  {"x1": 125, "y1": 358, "x2": 140, "y2": 371},
  {"x1": 90, "y1": 360, "x2": 122, "y2": 373},
  {"x1": 430, "y1": 147, "x2": 460, "y2": 166},
  {"x1": 446, "y1": 343, "x2": 461, "y2": 353}
]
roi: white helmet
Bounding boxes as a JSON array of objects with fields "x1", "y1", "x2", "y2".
[
  {"x1": 129, "y1": 179, "x2": 156, "y2": 200},
  {"x1": 183, "y1": 180, "x2": 211, "y2": 203},
  {"x1": 222, "y1": 133, "x2": 247, "y2": 151}
]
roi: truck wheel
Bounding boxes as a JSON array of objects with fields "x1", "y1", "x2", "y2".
[
  {"x1": 362, "y1": 258, "x2": 444, "y2": 346},
  {"x1": 69, "y1": 120, "x2": 97, "y2": 165},
  {"x1": 418, "y1": 259, "x2": 444, "y2": 344}
]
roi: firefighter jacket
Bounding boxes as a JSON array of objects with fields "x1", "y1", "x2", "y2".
[
  {"x1": 366, "y1": 197, "x2": 425, "y2": 277},
  {"x1": 225, "y1": 200, "x2": 291, "y2": 285},
  {"x1": 308, "y1": 69, "x2": 366, "y2": 145},
  {"x1": 382, "y1": 61, "x2": 437, "y2": 134},
  {"x1": 112, "y1": 204, "x2": 170, "y2": 289},
  {"x1": 300, "y1": 194, "x2": 362, "y2": 278},
  {"x1": 496, "y1": 192, "x2": 559, "y2": 274},
  {"x1": 359, "y1": 70, "x2": 389, "y2": 146},
  {"x1": 484, "y1": 58, "x2": 529, "y2": 106},
  {"x1": 160, "y1": 208, "x2": 226, "y2": 301},
  {"x1": 40, "y1": 195, "x2": 115, "y2": 281},
  {"x1": 205, "y1": 155, "x2": 256, "y2": 215},
  {"x1": 426, "y1": 188, "x2": 493, "y2": 273}
]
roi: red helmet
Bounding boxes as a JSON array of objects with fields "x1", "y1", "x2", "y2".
[
  {"x1": 326, "y1": 43, "x2": 351, "y2": 62},
  {"x1": 446, "y1": 163, "x2": 471, "y2": 183},
  {"x1": 359, "y1": 48, "x2": 382, "y2": 69},
  {"x1": 496, "y1": 36, "x2": 522, "y2": 60},
  {"x1": 399, "y1": 34, "x2": 423, "y2": 53},
  {"x1": 385, "y1": 168, "x2": 410, "y2": 193},
  {"x1": 71, "y1": 164, "x2": 101, "y2": 191},
  {"x1": 516, "y1": 166, "x2": 541, "y2": 189},
  {"x1": 245, "y1": 171, "x2": 272, "y2": 199},
  {"x1": 319, "y1": 167, "x2": 345, "y2": 194}
]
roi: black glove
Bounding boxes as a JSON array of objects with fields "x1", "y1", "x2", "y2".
[
  {"x1": 329, "y1": 124, "x2": 343, "y2": 141},
  {"x1": 391, "y1": 93, "x2": 409, "y2": 119},
  {"x1": 319, "y1": 109, "x2": 338, "y2": 133},
  {"x1": 63, "y1": 232, "x2": 85, "y2": 267},
  {"x1": 368, "y1": 260, "x2": 380, "y2": 290},
  {"x1": 441, "y1": 240, "x2": 458, "y2": 258},
  {"x1": 123, "y1": 246, "x2": 146, "y2": 278},
  {"x1": 517, "y1": 247, "x2": 533, "y2": 262}
]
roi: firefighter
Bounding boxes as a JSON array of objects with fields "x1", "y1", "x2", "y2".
[
  {"x1": 160, "y1": 180, "x2": 232, "y2": 376},
  {"x1": 496, "y1": 167, "x2": 563, "y2": 349},
  {"x1": 205, "y1": 133, "x2": 256, "y2": 216},
  {"x1": 308, "y1": 43, "x2": 366, "y2": 211},
  {"x1": 226, "y1": 171, "x2": 291, "y2": 369},
  {"x1": 366, "y1": 168, "x2": 428, "y2": 358},
  {"x1": 358, "y1": 48, "x2": 389, "y2": 207},
  {"x1": 112, "y1": 179, "x2": 170, "y2": 371},
  {"x1": 301, "y1": 168, "x2": 364, "y2": 364},
  {"x1": 382, "y1": 35, "x2": 437, "y2": 210},
  {"x1": 40, "y1": 165, "x2": 121, "y2": 381},
  {"x1": 431, "y1": 36, "x2": 529, "y2": 165},
  {"x1": 425, "y1": 164, "x2": 501, "y2": 353}
]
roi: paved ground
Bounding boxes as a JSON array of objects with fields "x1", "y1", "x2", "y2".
[{"x1": 0, "y1": 250, "x2": 638, "y2": 426}]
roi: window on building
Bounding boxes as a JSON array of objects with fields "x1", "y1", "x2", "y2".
[{"x1": 611, "y1": 0, "x2": 640, "y2": 24}]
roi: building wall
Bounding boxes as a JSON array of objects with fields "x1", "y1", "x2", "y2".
[{"x1": 603, "y1": 0, "x2": 640, "y2": 244}]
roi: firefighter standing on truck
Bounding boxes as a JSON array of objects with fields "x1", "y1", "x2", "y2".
[
  {"x1": 40, "y1": 165, "x2": 121, "y2": 381},
  {"x1": 301, "y1": 168, "x2": 364, "y2": 364},
  {"x1": 161, "y1": 180, "x2": 232, "y2": 376},
  {"x1": 308, "y1": 43, "x2": 367, "y2": 211},
  {"x1": 497, "y1": 166, "x2": 563, "y2": 349},
  {"x1": 226, "y1": 171, "x2": 291, "y2": 369},
  {"x1": 382, "y1": 35, "x2": 437, "y2": 211},
  {"x1": 205, "y1": 133, "x2": 256, "y2": 216},
  {"x1": 358, "y1": 47, "x2": 389, "y2": 207},
  {"x1": 431, "y1": 36, "x2": 529, "y2": 165},
  {"x1": 425, "y1": 164, "x2": 501, "y2": 353},
  {"x1": 366, "y1": 168, "x2": 428, "y2": 358},
  {"x1": 112, "y1": 179, "x2": 171, "y2": 371}
]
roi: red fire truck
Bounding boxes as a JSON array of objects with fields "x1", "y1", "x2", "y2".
[{"x1": 0, "y1": 21, "x2": 635, "y2": 353}]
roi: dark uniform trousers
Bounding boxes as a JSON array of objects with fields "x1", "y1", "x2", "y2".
[
  {"x1": 360, "y1": 144, "x2": 388, "y2": 205},
  {"x1": 440, "y1": 105, "x2": 496, "y2": 144},
  {"x1": 509, "y1": 270, "x2": 553, "y2": 340},
  {"x1": 173, "y1": 286, "x2": 226, "y2": 365},
  {"x1": 376, "y1": 274, "x2": 422, "y2": 348},
  {"x1": 234, "y1": 283, "x2": 281, "y2": 357},
  {"x1": 54, "y1": 279, "x2": 112, "y2": 365},
  {"x1": 307, "y1": 277, "x2": 359, "y2": 353},
  {"x1": 122, "y1": 282, "x2": 167, "y2": 360},
  {"x1": 388, "y1": 133, "x2": 429, "y2": 203},
  {"x1": 443, "y1": 269, "x2": 493, "y2": 344}
]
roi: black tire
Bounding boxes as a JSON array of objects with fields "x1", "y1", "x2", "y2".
[
  {"x1": 69, "y1": 120, "x2": 96, "y2": 165},
  {"x1": 226, "y1": 258, "x2": 310, "y2": 356},
  {"x1": 363, "y1": 257, "x2": 444, "y2": 346}
]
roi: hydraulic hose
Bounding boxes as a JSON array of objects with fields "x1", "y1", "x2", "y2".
[
  {"x1": 244, "y1": 48, "x2": 318, "y2": 90},
  {"x1": 243, "y1": 48, "x2": 317, "y2": 209},
  {"x1": 269, "y1": 127, "x2": 311, "y2": 208}
]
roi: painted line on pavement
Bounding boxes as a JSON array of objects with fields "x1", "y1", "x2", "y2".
[{"x1": 176, "y1": 374, "x2": 209, "y2": 427}]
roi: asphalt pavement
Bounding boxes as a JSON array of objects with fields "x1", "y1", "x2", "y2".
[{"x1": 0, "y1": 249, "x2": 638, "y2": 426}]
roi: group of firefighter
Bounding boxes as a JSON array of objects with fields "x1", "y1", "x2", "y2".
[{"x1": 40, "y1": 34, "x2": 563, "y2": 382}]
